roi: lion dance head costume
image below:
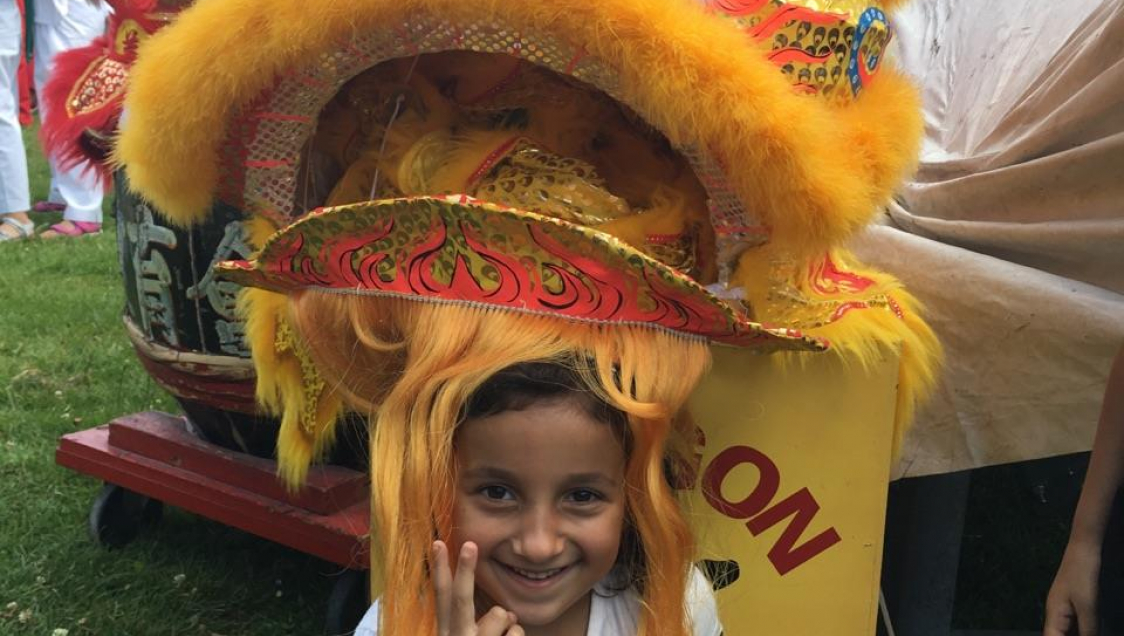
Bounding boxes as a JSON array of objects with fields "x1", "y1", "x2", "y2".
[{"x1": 116, "y1": 0, "x2": 939, "y2": 633}]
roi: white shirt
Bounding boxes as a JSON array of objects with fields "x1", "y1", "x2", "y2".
[{"x1": 355, "y1": 567, "x2": 723, "y2": 636}]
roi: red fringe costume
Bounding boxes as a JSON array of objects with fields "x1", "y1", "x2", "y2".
[{"x1": 38, "y1": 0, "x2": 179, "y2": 187}]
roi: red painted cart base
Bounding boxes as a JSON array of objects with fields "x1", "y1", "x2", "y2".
[{"x1": 55, "y1": 411, "x2": 370, "y2": 570}]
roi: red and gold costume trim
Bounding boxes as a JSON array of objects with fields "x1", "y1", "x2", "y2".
[
  {"x1": 40, "y1": 0, "x2": 186, "y2": 185},
  {"x1": 219, "y1": 196, "x2": 824, "y2": 351}
]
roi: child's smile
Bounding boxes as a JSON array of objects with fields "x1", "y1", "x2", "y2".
[{"x1": 452, "y1": 397, "x2": 628, "y2": 633}]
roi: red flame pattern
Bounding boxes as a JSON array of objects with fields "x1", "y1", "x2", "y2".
[{"x1": 219, "y1": 198, "x2": 825, "y2": 351}]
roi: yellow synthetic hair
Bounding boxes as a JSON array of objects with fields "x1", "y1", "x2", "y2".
[
  {"x1": 289, "y1": 293, "x2": 711, "y2": 636},
  {"x1": 118, "y1": 0, "x2": 921, "y2": 262}
]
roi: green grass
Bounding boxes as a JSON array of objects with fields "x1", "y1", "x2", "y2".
[{"x1": 0, "y1": 125, "x2": 334, "y2": 635}]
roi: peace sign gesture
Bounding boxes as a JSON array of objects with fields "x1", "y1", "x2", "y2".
[{"x1": 433, "y1": 541, "x2": 524, "y2": 636}]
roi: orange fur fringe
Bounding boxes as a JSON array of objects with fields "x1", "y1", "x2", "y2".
[{"x1": 117, "y1": 0, "x2": 921, "y2": 263}]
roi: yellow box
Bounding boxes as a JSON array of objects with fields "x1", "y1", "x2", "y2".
[{"x1": 685, "y1": 346, "x2": 899, "y2": 635}]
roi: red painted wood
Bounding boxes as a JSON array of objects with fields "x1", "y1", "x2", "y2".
[
  {"x1": 133, "y1": 352, "x2": 259, "y2": 414},
  {"x1": 56, "y1": 413, "x2": 370, "y2": 570},
  {"x1": 105, "y1": 412, "x2": 367, "y2": 514}
]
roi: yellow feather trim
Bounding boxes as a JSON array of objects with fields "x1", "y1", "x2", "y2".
[
  {"x1": 239, "y1": 287, "x2": 345, "y2": 487},
  {"x1": 244, "y1": 214, "x2": 280, "y2": 251},
  {"x1": 734, "y1": 248, "x2": 941, "y2": 453},
  {"x1": 117, "y1": 0, "x2": 921, "y2": 261}
]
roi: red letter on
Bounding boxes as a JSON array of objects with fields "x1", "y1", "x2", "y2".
[
  {"x1": 701, "y1": 446, "x2": 780, "y2": 520},
  {"x1": 745, "y1": 487, "x2": 842, "y2": 575}
]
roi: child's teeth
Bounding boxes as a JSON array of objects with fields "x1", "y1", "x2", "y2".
[{"x1": 513, "y1": 566, "x2": 561, "y2": 580}]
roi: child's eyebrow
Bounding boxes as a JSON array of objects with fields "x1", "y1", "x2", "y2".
[
  {"x1": 460, "y1": 466, "x2": 622, "y2": 487},
  {"x1": 460, "y1": 466, "x2": 519, "y2": 481},
  {"x1": 561, "y1": 473, "x2": 622, "y2": 488}
]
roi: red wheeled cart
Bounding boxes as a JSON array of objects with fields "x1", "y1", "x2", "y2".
[{"x1": 56, "y1": 411, "x2": 371, "y2": 633}]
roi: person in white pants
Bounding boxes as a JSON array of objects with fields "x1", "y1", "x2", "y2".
[
  {"x1": 0, "y1": 0, "x2": 32, "y2": 241},
  {"x1": 33, "y1": 0, "x2": 108, "y2": 237}
]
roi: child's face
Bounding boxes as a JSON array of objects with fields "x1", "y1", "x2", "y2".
[{"x1": 451, "y1": 396, "x2": 627, "y2": 630}]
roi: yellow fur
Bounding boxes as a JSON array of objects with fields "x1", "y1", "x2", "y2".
[
  {"x1": 795, "y1": 286, "x2": 940, "y2": 459},
  {"x1": 735, "y1": 248, "x2": 942, "y2": 456},
  {"x1": 239, "y1": 213, "x2": 304, "y2": 479},
  {"x1": 244, "y1": 215, "x2": 279, "y2": 249},
  {"x1": 117, "y1": 0, "x2": 920, "y2": 262},
  {"x1": 239, "y1": 286, "x2": 346, "y2": 485}
]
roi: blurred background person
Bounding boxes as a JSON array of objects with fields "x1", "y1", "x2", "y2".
[
  {"x1": 0, "y1": 0, "x2": 31, "y2": 241},
  {"x1": 32, "y1": 0, "x2": 107, "y2": 238}
]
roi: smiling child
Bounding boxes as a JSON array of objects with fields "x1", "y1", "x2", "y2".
[{"x1": 350, "y1": 361, "x2": 724, "y2": 635}]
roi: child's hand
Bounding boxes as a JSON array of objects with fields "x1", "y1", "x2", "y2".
[{"x1": 432, "y1": 540, "x2": 523, "y2": 636}]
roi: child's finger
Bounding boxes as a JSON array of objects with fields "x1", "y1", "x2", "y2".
[
  {"x1": 432, "y1": 541, "x2": 453, "y2": 636},
  {"x1": 451, "y1": 541, "x2": 478, "y2": 631},
  {"x1": 476, "y1": 606, "x2": 518, "y2": 636},
  {"x1": 505, "y1": 620, "x2": 525, "y2": 636}
]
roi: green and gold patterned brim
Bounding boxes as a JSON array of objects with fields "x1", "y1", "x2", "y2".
[{"x1": 217, "y1": 196, "x2": 827, "y2": 352}]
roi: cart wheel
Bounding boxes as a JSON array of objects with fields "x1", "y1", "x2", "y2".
[
  {"x1": 88, "y1": 483, "x2": 164, "y2": 549},
  {"x1": 324, "y1": 568, "x2": 369, "y2": 636}
]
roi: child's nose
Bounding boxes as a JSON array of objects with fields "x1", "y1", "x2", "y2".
[{"x1": 512, "y1": 508, "x2": 565, "y2": 562}]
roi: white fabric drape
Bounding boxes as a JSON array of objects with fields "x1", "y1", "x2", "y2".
[{"x1": 858, "y1": 0, "x2": 1124, "y2": 478}]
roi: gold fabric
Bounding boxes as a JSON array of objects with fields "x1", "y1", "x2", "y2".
[
  {"x1": 273, "y1": 316, "x2": 325, "y2": 436},
  {"x1": 318, "y1": 52, "x2": 710, "y2": 279}
]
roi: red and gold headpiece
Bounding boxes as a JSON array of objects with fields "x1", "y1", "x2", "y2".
[
  {"x1": 217, "y1": 196, "x2": 822, "y2": 351},
  {"x1": 117, "y1": 0, "x2": 937, "y2": 483}
]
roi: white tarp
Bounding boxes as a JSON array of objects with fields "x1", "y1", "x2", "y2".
[{"x1": 857, "y1": 0, "x2": 1124, "y2": 478}]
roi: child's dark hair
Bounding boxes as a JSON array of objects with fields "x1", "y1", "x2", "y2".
[
  {"x1": 462, "y1": 361, "x2": 628, "y2": 442},
  {"x1": 459, "y1": 360, "x2": 646, "y2": 593}
]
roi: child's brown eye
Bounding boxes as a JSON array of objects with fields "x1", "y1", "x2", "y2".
[
  {"x1": 481, "y1": 485, "x2": 514, "y2": 501},
  {"x1": 568, "y1": 489, "x2": 601, "y2": 503}
]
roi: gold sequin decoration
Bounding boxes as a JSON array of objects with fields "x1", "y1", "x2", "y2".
[
  {"x1": 66, "y1": 58, "x2": 129, "y2": 118},
  {"x1": 473, "y1": 139, "x2": 633, "y2": 227},
  {"x1": 274, "y1": 316, "x2": 325, "y2": 436},
  {"x1": 644, "y1": 233, "x2": 698, "y2": 277},
  {"x1": 708, "y1": 0, "x2": 890, "y2": 103},
  {"x1": 760, "y1": 253, "x2": 898, "y2": 329}
]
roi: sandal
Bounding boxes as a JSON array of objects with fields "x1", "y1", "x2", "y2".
[
  {"x1": 39, "y1": 220, "x2": 102, "y2": 239},
  {"x1": 32, "y1": 201, "x2": 67, "y2": 213},
  {"x1": 0, "y1": 216, "x2": 35, "y2": 241}
]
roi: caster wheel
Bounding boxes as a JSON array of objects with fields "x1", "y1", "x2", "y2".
[
  {"x1": 324, "y1": 568, "x2": 369, "y2": 635},
  {"x1": 88, "y1": 483, "x2": 163, "y2": 549}
]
